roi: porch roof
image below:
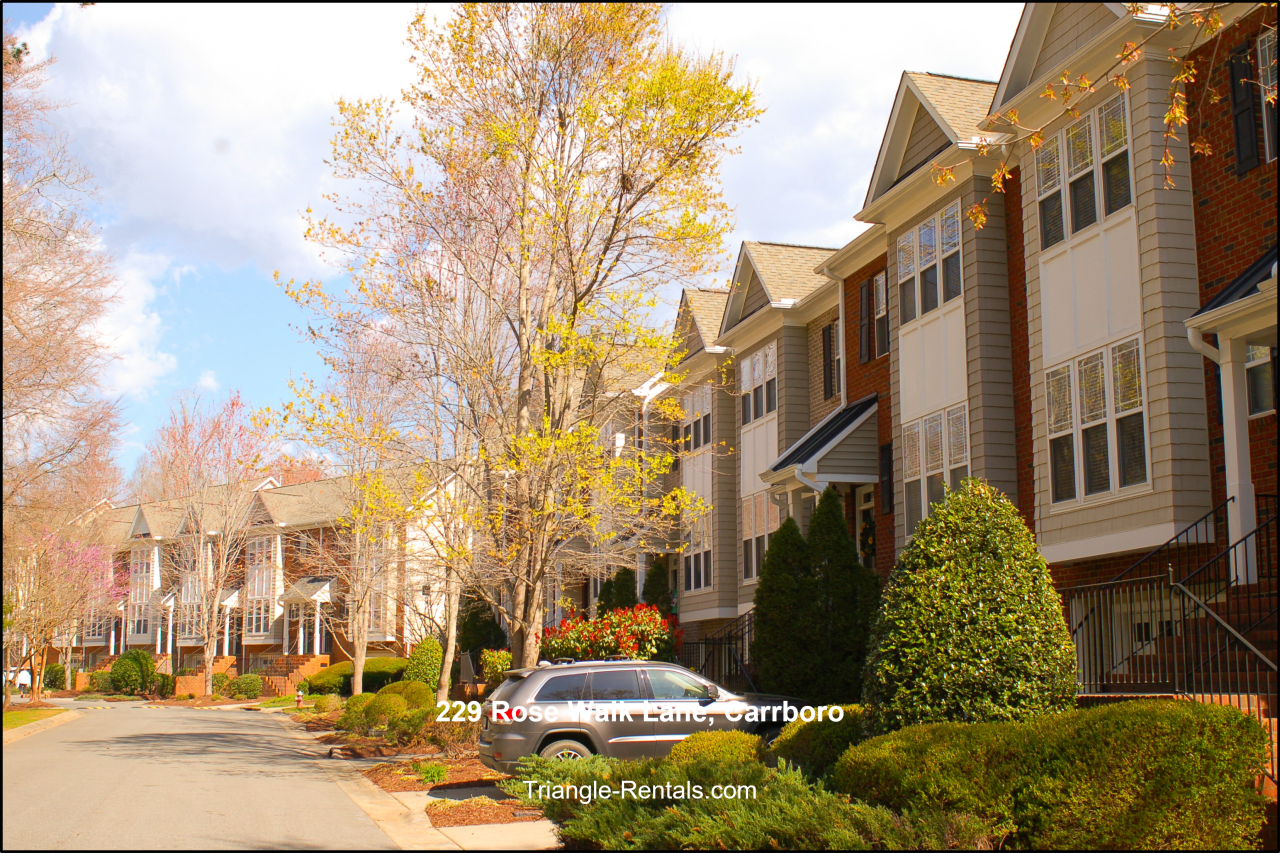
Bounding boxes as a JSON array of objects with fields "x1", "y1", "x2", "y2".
[
  {"x1": 1193, "y1": 245, "x2": 1278, "y2": 317},
  {"x1": 281, "y1": 576, "x2": 332, "y2": 604},
  {"x1": 765, "y1": 394, "x2": 879, "y2": 489}
]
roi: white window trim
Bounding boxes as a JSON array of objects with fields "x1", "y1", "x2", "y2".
[
  {"x1": 1260, "y1": 29, "x2": 1277, "y2": 163},
  {"x1": 741, "y1": 491, "x2": 780, "y2": 584},
  {"x1": 897, "y1": 200, "x2": 964, "y2": 330},
  {"x1": 1045, "y1": 335, "x2": 1153, "y2": 512},
  {"x1": 901, "y1": 402, "x2": 970, "y2": 537},
  {"x1": 739, "y1": 341, "x2": 778, "y2": 425},
  {"x1": 683, "y1": 514, "x2": 712, "y2": 592},
  {"x1": 1037, "y1": 92, "x2": 1135, "y2": 257},
  {"x1": 683, "y1": 383, "x2": 714, "y2": 453}
]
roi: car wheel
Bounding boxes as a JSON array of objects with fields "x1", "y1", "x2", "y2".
[{"x1": 539, "y1": 738, "x2": 593, "y2": 761}]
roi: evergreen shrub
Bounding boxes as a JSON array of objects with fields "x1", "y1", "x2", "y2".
[
  {"x1": 750, "y1": 517, "x2": 818, "y2": 699},
  {"x1": 229, "y1": 674, "x2": 262, "y2": 699},
  {"x1": 862, "y1": 479, "x2": 1075, "y2": 734},
  {"x1": 307, "y1": 658, "x2": 408, "y2": 695},
  {"x1": 111, "y1": 650, "x2": 155, "y2": 695},
  {"x1": 609, "y1": 568, "x2": 638, "y2": 610},
  {"x1": 363, "y1": 694, "x2": 408, "y2": 731},
  {"x1": 405, "y1": 638, "x2": 443, "y2": 689},
  {"x1": 89, "y1": 671, "x2": 113, "y2": 692},
  {"x1": 641, "y1": 555, "x2": 673, "y2": 615},
  {"x1": 831, "y1": 699, "x2": 1270, "y2": 850},
  {"x1": 378, "y1": 680, "x2": 434, "y2": 709},
  {"x1": 312, "y1": 694, "x2": 341, "y2": 714},
  {"x1": 771, "y1": 704, "x2": 865, "y2": 779},
  {"x1": 211, "y1": 672, "x2": 232, "y2": 695},
  {"x1": 43, "y1": 663, "x2": 66, "y2": 692},
  {"x1": 457, "y1": 599, "x2": 506, "y2": 653},
  {"x1": 667, "y1": 731, "x2": 763, "y2": 767},
  {"x1": 151, "y1": 672, "x2": 175, "y2": 698},
  {"x1": 337, "y1": 693, "x2": 376, "y2": 733}
]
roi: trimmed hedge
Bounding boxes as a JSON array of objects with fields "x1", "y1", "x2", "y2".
[
  {"x1": 151, "y1": 672, "x2": 175, "y2": 698},
  {"x1": 862, "y1": 479, "x2": 1075, "y2": 734},
  {"x1": 312, "y1": 694, "x2": 341, "y2": 714},
  {"x1": 212, "y1": 672, "x2": 232, "y2": 695},
  {"x1": 771, "y1": 704, "x2": 865, "y2": 779},
  {"x1": 831, "y1": 699, "x2": 1270, "y2": 850},
  {"x1": 668, "y1": 731, "x2": 764, "y2": 767},
  {"x1": 378, "y1": 680, "x2": 434, "y2": 709},
  {"x1": 306, "y1": 658, "x2": 409, "y2": 696},
  {"x1": 364, "y1": 694, "x2": 408, "y2": 731},
  {"x1": 112, "y1": 650, "x2": 155, "y2": 695},
  {"x1": 229, "y1": 674, "x2": 262, "y2": 700},
  {"x1": 405, "y1": 638, "x2": 443, "y2": 689},
  {"x1": 89, "y1": 671, "x2": 113, "y2": 693},
  {"x1": 337, "y1": 693, "x2": 376, "y2": 733}
]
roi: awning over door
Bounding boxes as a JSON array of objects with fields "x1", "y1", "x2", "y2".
[{"x1": 764, "y1": 393, "x2": 879, "y2": 493}]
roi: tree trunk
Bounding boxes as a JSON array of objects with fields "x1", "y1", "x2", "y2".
[
  {"x1": 203, "y1": 635, "x2": 216, "y2": 698},
  {"x1": 32, "y1": 646, "x2": 48, "y2": 703},
  {"x1": 437, "y1": 562, "x2": 459, "y2": 704}
]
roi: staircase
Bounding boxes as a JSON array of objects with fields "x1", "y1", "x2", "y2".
[
  {"x1": 1065, "y1": 505, "x2": 1278, "y2": 789},
  {"x1": 258, "y1": 655, "x2": 330, "y2": 698},
  {"x1": 678, "y1": 610, "x2": 757, "y2": 693},
  {"x1": 192, "y1": 656, "x2": 238, "y2": 678}
]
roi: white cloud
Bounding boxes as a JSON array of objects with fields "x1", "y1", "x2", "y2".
[
  {"x1": 97, "y1": 251, "x2": 179, "y2": 398},
  {"x1": 196, "y1": 370, "x2": 220, "y2": 392},
  {"x1": 18, "y1": 3, "x2": 423, "y2": 277}
]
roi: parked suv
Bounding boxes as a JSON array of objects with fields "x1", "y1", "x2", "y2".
[{"x1": 478, "y1": 659, "x2": 799, "y2": 773}]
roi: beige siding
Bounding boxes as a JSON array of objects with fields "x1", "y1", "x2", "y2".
[
  {"x1": 898, "y1": 105, "x2": 950, "y2": 182},
  {"x1": 962, "y1": 177, "x2": 1019, "y2": 500},
  {"x1": 1031, "y1": 3, "x2": 1118, "y2": 84},
  {"x1": 741, "y1": 268, "x2": 770, "y2": 320},
  {"x1": 814, "y1": 426, "x2": 878, "y2": 477},
  {"x1": 807, "y1": 307, "x2": 842, "y2": 427},
  {"x1": 1023, "y1": 59, "x2": 1211, "y2": 553},
  {"x1": 776, "y1": 324, "x2": 810, "y2": 455}
]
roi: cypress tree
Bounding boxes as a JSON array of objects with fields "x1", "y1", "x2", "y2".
[
  {"x1": 808, "y1": 486, "x2": 879, "y2": 705},
  {"x1": 596, "y1": 576, "x2": 617, "y2": 614},
  {"x1": 611, "y1": 567, "x2": 639, "y2": 609},
  {"x1": 749, "y1": 516, "x2": 819, "y2": 700},
  {"x1": 642, "y1": 556, "x2": 673, "y2": 615}
]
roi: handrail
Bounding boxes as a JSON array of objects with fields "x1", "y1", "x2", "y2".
[
  {"x1": 1172, "y1": 580, "x2": 1278, "y2": 671},
  {"x1": 1178, "y1": 511, "x2": 1277, "y2": 589},
  {"x1": 1110, "y1": 496, "x2": 1233, "y2": 583}
]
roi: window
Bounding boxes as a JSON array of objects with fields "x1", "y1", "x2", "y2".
[
  {"x1": 874, "y1": 272, "x2": 889, "y2": 358},
  {"x1": 1038, "y1": 93, "x2": 1130, "y2": 251},
  {"x1": 739, "y1": 342, "x2": 778, "y2": 425},
  {"x1": 1046, "y1": 337, "x2": 1149, "y2": 504},
  {"x1": 742, "y1": 492, "x2": 780, "y2": 581},
  {"x1": 821, "y1": 323, "x2": 839, "y2": 400},
  {"x1": 245, "y1": 536, "x2": 275, "y2": 634},
  {"x1": 1260, "y1": 30, "x2": 1278, "y2": 162},
  {"x1": 684, "y1": 515, "x2": 711, "y2": 591},
  {"x1": 535, "y1": 674, "x2": 587, "y2": 702},
  {"x1": 1247, "y1": 346, "x2": 1275, "y2": 415},
  {"x1": 898, "y1": 202, "x2": 962, "y2": 327},
  {"x1": 589, "y1": 670, "x2": 643, "y2": 701},
  {"x1": 682, "y1": 384, "x2": 713, "y2": 452},
  {"x1": 901, "y1": 404, "x2": 968, "y2": 536},
  {"x1": 129, "y1": 549, "x2": 151, "y2": 635},
  {"x1": 859, "y1": 279, "x2": 873, "y2": 364},
  {"x1": 647, "y1": 668, "x2": 711, "y2": 700}
]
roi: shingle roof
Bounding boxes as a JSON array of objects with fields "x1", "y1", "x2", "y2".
[
  {"x1": 906, "y1": 72, "x2": 998, "y2": 139},
  {"x1": 743, "y1": 242, "x2": 837, "y2": 303},
  {"x1": 1193, "y1": 245, "x2": 1278, "y2": 317},
  {"x1": 683, "y1": 288, "x2": 729, "y2": 348},
  {"x1": 772, "y1": 394, "x2": 878, "y2": 471}
]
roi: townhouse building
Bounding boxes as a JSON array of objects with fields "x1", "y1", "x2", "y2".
[{"x1": 64, "y1": 474, "x2": 447, "y2": 697}]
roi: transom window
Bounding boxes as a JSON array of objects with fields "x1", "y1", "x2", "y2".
[
  {"x1": 1046, "y1": 337, "x2": 1149, "y2": 504},
  {"x1": 897, "y1": 201, "x2": 962, "y2": 326},
  {"x1": 1037, "y1": 92, "x2": 1132, "y2": 251},
  {"x1": 740, "y1": 341, "x2": 778, "y2": 425},
  {"x1": 684, "y1": 515, "x2": 711, "y2": 591},
  {"x1": 901, "y1": 403, "x2": 969, "y2": 535},
  {"x1": 742, "y1": 492, "x2": 781, "y2": 581}
]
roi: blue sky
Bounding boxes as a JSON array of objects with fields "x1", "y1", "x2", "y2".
[{"x1": 7, "y1": 3, "x2": 1024, "y2": 480}]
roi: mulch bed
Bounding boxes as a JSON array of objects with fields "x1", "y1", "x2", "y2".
[
  {"x1": 7, "y1": 700, "x2": 60, "y2": 710},
  {"x1": 319, "y1": 732, "x2": 419, "y2": 757},
  {"x1": 293, "y1": 710, "x2": 341, "y2": 732},
  {"x1": 363, "y1": 757, "x2": 544, "y2": 826}
]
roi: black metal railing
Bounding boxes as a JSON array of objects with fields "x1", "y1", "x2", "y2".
[
  {"x1": 1111, "y1": 497, "x2": 1233, "y2": 583},
  {"x1": 1258, "y1": 494, "x2": 1277, "y2": 526},
  {"x1": 1065, "y1": 513, "x2": 1278, "y2": 784},
  {"x1": 678, "y1": 610, "x2": 756, "y2": 693}
]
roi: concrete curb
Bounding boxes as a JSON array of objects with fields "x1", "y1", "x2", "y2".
[{"x1": 3, "y1": 710, "x2": 83, "y2": 745}]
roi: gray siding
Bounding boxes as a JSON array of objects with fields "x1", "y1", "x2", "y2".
[
  {"x1": 814, "y1": 425, "x2": 878, "y2": 477},
  {"x1": 898, "y1": 105, "x2": 950, "y2": 181},
  {"x1": 1031, "y1": 3, "x2": 1118, "y2": 85},
  {"x1": 741, "y1": 269, "x2": 770, "y2": 320},
  {"x1": 776, "y1": 324, "x2": 810, "y2": 455},
  {"x1": 962, "y1": 176, "x2": 1019, "y2": 501}
]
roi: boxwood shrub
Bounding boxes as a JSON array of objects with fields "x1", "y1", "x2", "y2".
[
  {"x1": 337, "y1": 693, "x2": 377, "y2": 733},
  {"x1": 364, "y1": 694, "x2": 408, "y2": 731},
  {"x1": 89, "y1": 670, "x2": 113, "y2": 693},
  {"x1": 667, "y1": 731, "x2": 764, "y2": 767},
  {"x1": 378, "y1": 680, "x2": 434, "y2": 709},
  {"x1": 312, "y1": 694, "x2": 341, "y2": 714},
  {"x1": 405, "y1": 638, "x2": 442, "y2": 689},
  {"x1": 111, "y1": 650, "x2": 155, "y2": 695},
  {"x1": 862, "y1": 479, "x2": 1075, "y2": 734},
  {"x1": 306, "y1": 658, "x2": 408, "y2": 696},
  {"x1": 831, "y1": 699, "x2": 1270, "y2": 850},
  {"x1": 770, "y1": 704, "x2": 864, "y2": 779},
  {"x1": 43, "y1": 663, "x2": 67, "y2": 692},
  {"x1": 212, "y1": 672, "x2": 232, "y2": 695},
  {"x1": 229, "y1": 674, "x2": 262, "y2": 700}
]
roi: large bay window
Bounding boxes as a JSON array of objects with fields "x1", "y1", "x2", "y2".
[
  {"x1": 901, "y1": 403, "x2": 969, "y2": 535},
  {"x1": 177, "y1": 569, "x2": 200, "y2": 638},
  {"x1": 683, "y1": 384, "x2": 713, "y2": 452},
  {"x1": 245, "y1": 536, "x2": 275, "y2": 635},
  {"x1": 1046, "y1": 336, "x2": 1149, "y2": 505},
  {"x1": 742, "y1": 492, "x2": 782, "y2": 581},
  {"x1": 1038, "y1": 92, "x2": 1131, "y2": 251},
  {"x1": 740, "y1": 342, "x2": 778, "y2": 425},
  {"x1": 897, "y1": 201, "x2": 962, "y2": 326},
  {"x1": 683, "y1": 515, "x2": 711, "y2": 592},
  {"x1": 129, "y1": 548, "x2": 152, "y2": 635}
]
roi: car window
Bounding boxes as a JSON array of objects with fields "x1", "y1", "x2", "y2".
[
  {"x1": 648, "y1": 668, "x2": 710, "y2": 700},
  {"x1": 489, "y1": 675, "x2": 524, "y2": 704},
  {"x1": 588, "y1": 669, "x2": 642, "y2": 701},
  {"x1": 534, "y1": 673, "x2": 587, "y2": 702}
]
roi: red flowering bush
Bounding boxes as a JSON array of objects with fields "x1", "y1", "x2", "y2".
[{"x1": 539, "y1": 604, "x2": 678, "y2": 662}]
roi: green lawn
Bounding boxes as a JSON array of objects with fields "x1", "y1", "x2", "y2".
[
  {"x1": 257, "y1": 696, "x2": 316, "y2": 709},
  {"x1": 3, "y1": 709, "x2": 65, "y2": 730}
]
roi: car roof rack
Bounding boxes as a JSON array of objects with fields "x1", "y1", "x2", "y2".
[
  {"x1": 603, "y1": 654, "x2": 633, "y2": 661},
  {"x1": 551, "y1": 657, "x2": 575, "y2": 665}
]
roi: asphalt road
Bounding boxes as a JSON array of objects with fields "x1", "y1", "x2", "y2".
[{"x1": 2, "y1": 701, "x2": 396, "y2": 850}]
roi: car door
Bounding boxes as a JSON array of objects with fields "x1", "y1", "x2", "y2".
[
  {"x1": 585, "y1": 669, "x2": 653, "y2": 759},
  {"x1": 644, "y1": 667, "x2": 741, "y2": 755}
]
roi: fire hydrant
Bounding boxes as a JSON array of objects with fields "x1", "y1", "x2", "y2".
[{"x1": 295, "y1": 688, "x2": 304, "y2": 710}]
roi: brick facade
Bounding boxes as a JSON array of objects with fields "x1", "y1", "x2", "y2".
[
  {"x1": 1004, "y1": 166, "x2": 1036, "y2": 528},
  {"x1": 843, "y1": 254, "x2": 894, "y2": 581},
  {"x1": 1187, "y1": 8, "x2": 1279, "y2": 515}
]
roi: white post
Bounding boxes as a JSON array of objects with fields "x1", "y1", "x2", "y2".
[
  {"x1": 1220, "y1": 338, "x2": 1258, "y2": 583},
  {"x1": 109, "y1": 619, "x2": 116, "y2": 656},
  {"x1": 223, "y1": 607, "x2": 230, "y2": 657},
  {"x1": 314, "y1": 602, "x2": 321, "y2": 657},
  {"x1": 283, "y1": 604, "x2": 290, "y2": 657},
  {"x1": 168, "y1": 606, "x2": 174, "y2": 656},
  {"x1": 155, "y1": 606, "x2": 162, "y2": 655}
]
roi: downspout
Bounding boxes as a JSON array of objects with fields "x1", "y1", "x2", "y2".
[
  {"x1": 794, "y1": 468, "x2": 823, "y2": 495},
  {"x1": 826, "y1": 265, "x2": 847, "y2": 407},
  {"x1": 1187, "y1": 326, "x2": 1220, "y2": 364}
]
